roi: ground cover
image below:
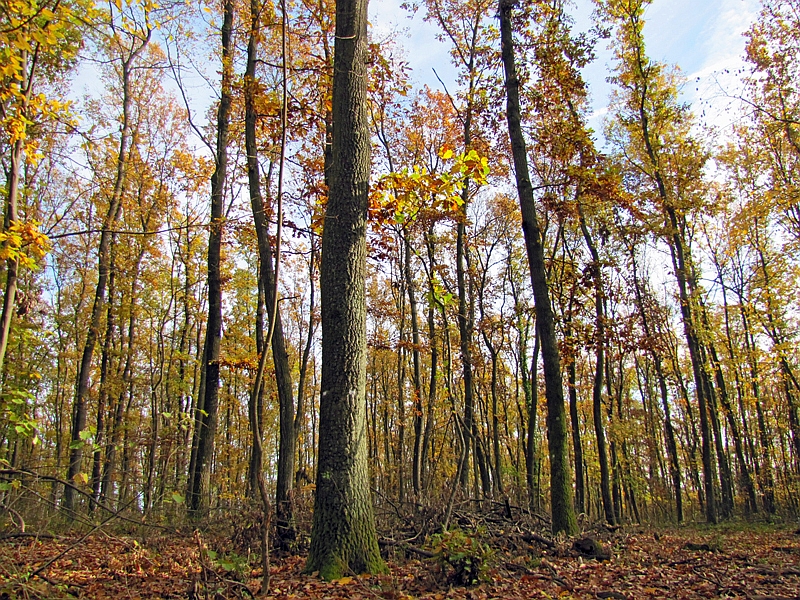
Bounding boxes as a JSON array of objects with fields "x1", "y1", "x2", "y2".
[{"x1": 1, "y1": 523, "x2": 799, "y2": 599}]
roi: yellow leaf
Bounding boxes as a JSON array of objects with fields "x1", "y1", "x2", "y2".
[{"x1": 337, "y1": 576, "x2": 353, "y2": 585}]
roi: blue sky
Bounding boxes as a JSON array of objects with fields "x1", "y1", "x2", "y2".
[{"x1": 369, "y1": 0, "x2": 762, "y2": 133}]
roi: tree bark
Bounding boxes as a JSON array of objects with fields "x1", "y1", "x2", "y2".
[
  {"x1": 500, "y1": 0, "x2": 576, "y2": 535},
  {"x1": 305, "y1": 0, "x2": 385, "y2": 577},
  {"x1": 244, "y1": 0, "x2": 296, "y2": 542},
  {"x1": 188, "y1": 0, "x2": 233, "y2": 514}
]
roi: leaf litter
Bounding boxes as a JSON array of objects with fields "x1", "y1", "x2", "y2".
[{"x1": 2, "y1": 524, "x2": 800, "y2": 599}]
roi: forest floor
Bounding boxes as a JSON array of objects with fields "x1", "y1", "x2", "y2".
[{"x1": 1, "y1": 521, "x2": 800, "y2": 599}]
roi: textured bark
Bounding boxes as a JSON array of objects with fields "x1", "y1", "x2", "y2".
[
  {"x1": 188, "y1": 0, "x2": 233, "y2": 514},
  {"x1": 305, "y1": 0, "x2": 384, "y2": 578},
  {"x1": 500, "y1": 0, "x2": 576, "y2": 535}
]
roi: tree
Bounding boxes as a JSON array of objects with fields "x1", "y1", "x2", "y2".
[
  {"x1": 243, "y1": 0, "x2": 297, "y2": 545},
  {"x1": 602, "y1": 0, "x2": 719, "y2": 523},
  {"x1": 499, "y1": 0, "x2": 576, "y2": 535},
  {"x1": 421, "y1": 0, "x2": 497, "y2": 498},
  {"x1": 188, "y1": 0, "x2": 233, "y2": 514},
  {"x1": 0, "y1": 0, "x2": 83, "y2": 378},
  {"x1": 63, "y1": 0, "x2": 154, "y2": 513},
  {"x1": 304, "y1": 0, "x2": 385, "y2": 578}
]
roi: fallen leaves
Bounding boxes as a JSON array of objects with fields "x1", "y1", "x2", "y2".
[{"x1": 1, "y1": 524, "x2": 800, "y2": 599}]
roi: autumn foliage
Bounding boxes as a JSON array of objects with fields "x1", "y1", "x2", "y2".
[{"x1": 2, "y1": 0, "x2": 800, "y2": 596}]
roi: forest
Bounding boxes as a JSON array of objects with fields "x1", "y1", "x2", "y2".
[{"x1": 2, "y1": 0, "x2": 800, "y2": 596}]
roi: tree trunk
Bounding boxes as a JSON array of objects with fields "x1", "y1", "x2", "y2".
[
  {"x1": 244, "y1": 1, "x2": 296, "y2": 542},
  {"x1": 0, "y1": 135, "x2": 22, "y2": 380},
  {"x1": 567, "y1": 352, "x2": 584, "y2": 514},
  {"x1": 526, "y1": 333, "x2": 540, "y2": 511},
  {"x1": 738, "y1": 293, "x2": 776, "y2": 513},
  {"x1": 500, "y1": 0, "x2": 576, "y2": 535},
  {"x1": 422, "y1": 227, "x2": 439, "y2": 490},
  {"x1": 628, "y1": 244, "x2": 683, "y2": 521},
  {"x1": 305, "y1": 0, "x2": 385, "y2": 577},
  {"x1": 64, "y1": 45, "x2": 145, "y2": 512},
  {"x1": 188, "y1": 0, "x2": 233, "y2": 514},
  {"x1": 578, "y1": 203, "x2": 614, "y2": 525},
  {"x1": 90, "y1": 240, "x2": 117, "y2": 509},
  {"x1": 456, "y1": 209, "x2": 475, "y2": 495},
  {"x1": 406, "y1": 235, "x2": 424, "y2": 497}
]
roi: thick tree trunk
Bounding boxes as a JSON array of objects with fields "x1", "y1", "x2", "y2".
[
  {"x1": 500, "y1": 0, "x2": 576, "y2": 535},
  {"x1": 305, "y1": 0, "x2": 384, "y2": 577},
  {"x1": 188, "y1": 0, "x2": 233, "y2": 514}
]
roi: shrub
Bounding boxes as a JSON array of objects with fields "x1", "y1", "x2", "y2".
[{"x1": 430, "y1": 528, "x2": 493, "y2": 586}]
